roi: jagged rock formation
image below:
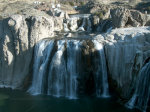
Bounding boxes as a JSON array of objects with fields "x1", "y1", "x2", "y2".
[
  {"x1": 78, "y1": 1, "x2": 110, "y2": 14},
  {"x1": 111, "y1": 8, "x2": 149, "y2": 28},
  {"x1": 0, "y1": 15, "x2": 54, "y2": 88}
]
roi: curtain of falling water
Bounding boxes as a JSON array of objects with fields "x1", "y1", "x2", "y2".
[
  {"x1": 66, "y1": 40, "x2": 81, "y2": 99},
  {"x1": 93, "y1": 40, "x2": 109, "y2": 98},
  {"x1": 28, "y1": 39, "x2": 110, "y2": 99},
  {"x1": 126, "y1": 61, "x2": 150, "y2": 112},
  {"x1": 28, "y1": 40, "x2": 54, "y2": 95},
  {"x1": 47, "y1": 40, "x2": 66, "y2": 97}
]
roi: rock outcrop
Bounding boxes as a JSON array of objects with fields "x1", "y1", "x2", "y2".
[
  {"x1": 53, "y1": 17, "x2": 63, "y2": 32},
  {"x1": 79, "y1": 1, "x2": 110, "y2": 14},
  {"x1": 0, "y1": 14, "x2": 54, "y2": 89},
  {"x1": 111, "y1": 8, "x2": 149, "y2": 28},
  {"x1": 103, "y1": 27, "x2": 150, "y2": 98}
]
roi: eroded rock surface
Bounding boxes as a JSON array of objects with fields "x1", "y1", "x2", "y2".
[
  {"x1": 111, "y1": 8, "x2": 149, "y2": 28},
  {"x1": 103, "y1": 27, "x2": 150, "y2": 98},
  {"x1": 0, "y1": 14, "x2": 54, "y2": 88}
]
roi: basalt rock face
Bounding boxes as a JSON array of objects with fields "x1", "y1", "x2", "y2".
[
  {"x1": 103, "y1": 27, "x2": 150, "y2": 98},
  {"x1": 0, "y1": 14, "x2": 54, "y2": 89},
  {"x1": 0, "y1": 12, "x2": 150, "y2": 110},
  {"x1": 80, "y1": 1, "x2": 110, "y2": 14},
  {"x1": 111, "y1": 8, "x2": 149, "y2": 28},
  {"x1": 53, "y1": 17, "x2": 63, "y2": 32}
]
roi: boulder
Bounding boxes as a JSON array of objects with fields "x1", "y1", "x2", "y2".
[
  {"x1": 111, "y1": 8, "x2": 149, "y2": 28},
  {"x1": 53, "y1": 17, "x2": 63, "y2": 32},
  {"x1": 81, "y1": 1, "x2": 110, "y2": 14}
]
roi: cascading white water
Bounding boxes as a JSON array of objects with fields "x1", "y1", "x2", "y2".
[
  {"x1": 87, "y1": 18, "x2": 92, "y2": 32},
  {"x1": 66, "y1": 40, "x2": 81, "y2": 99},
  {"x1": 78, "y1": 18, "x2": 86, "y2": 31},
  {"x1": 63, "y1": 23, "x2": 70, "y2": 32},
  {"x1": 93, "y1": 40, "x2": 109, "y2": 98},
  {"x1": 47, "y1": 40, "x2": 66, "y2": 97},
  {"x1": 28, "y1": 39, "x2": 110, "y2": 99},
  {"x1": 28, "y1": 40, "x2": 54, "y2": 95},
  {"x1": 64, "y1": 14, "x2": 93, "y2": 32},
  {"x1": 28, "y1": 39, "x2": 81, "y2": 99},
  {"x1": 97, "y1": 20, "x2": 108, "y2": 32},
  {"x1": 69, "y1": 18, "x2": 79, "y2": 31},
  {"x1": 126, "y1": 61, "x2": 150, "y2": 112}
]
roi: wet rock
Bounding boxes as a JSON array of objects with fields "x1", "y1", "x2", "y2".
[{"x1": 103, "y1": 27, "x2": 150, "y2": 98}]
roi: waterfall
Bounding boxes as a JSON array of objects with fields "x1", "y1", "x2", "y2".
[
  {"x1": 87, "y1": 18, "x2": 92, "y2": 32},
  {"x1": 66, "y1": 40, "x2": 81, "y2": 99},
  {"x1": 47, "y1": 40, "x2": 66, "y2": 97},
  {"x1": 93, "y1": 40, "x2": 109, "y2": 98},
  {"x1": 97, "y1": 20, "x2": 109, "y2": 32},
  {"x1": 28, "y1": 40, "x2": 54, "y2": 95},
  {"x1": 47, "y1": 40, "x2": 80, "y2": 99},
  {"x1": 28, "y1": 39, "x2": 81, "y2": 99},
  {"x1": 28, "y1": 39, "x2": 110, "y2": 99},
  {"x1": 63, "y1": 23, "x2": 70, "y2": 32},
  {"x1": 69, "y1": 18, "x2": 78, "y2": 31},
  {"x1": 77, "y1": 18, "x2": 86, "y2": 31},
  {"x1": 126, "y1": 61, "x2": 150, "y2": 112},
  {"x1": 64, "y1": 14, "x2": 94, "y2": 32}
]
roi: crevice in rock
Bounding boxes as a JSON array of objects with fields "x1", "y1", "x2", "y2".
[
  {"x1": 5, "y1": 18, "x2": 17, "y2": 83},
  {"x1": 25, "y1": 17, "x2": 32, "y2": 49},
  {"x1": 144, "y1": 57, "x2": 150, "y2": 65}
]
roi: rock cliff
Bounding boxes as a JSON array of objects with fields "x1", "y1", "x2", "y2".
[
  {"x1": 103, "y1": 27, "x2": 150, "y2": 98},
  {"x1": 0, "y1": 14, "x2": 150, "y2": 105},
  {"x1": 0, "y1": 15, "x2": 54, "y2": 88},
  {"x1": 111, "y1": 8, "x2": 149, "y2": 28}
]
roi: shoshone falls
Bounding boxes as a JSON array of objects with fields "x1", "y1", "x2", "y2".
[{"x1": 0, "y1": 2, "x2": 150, "y2": 112}]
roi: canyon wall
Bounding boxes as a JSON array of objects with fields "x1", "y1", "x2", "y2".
[
  {"x1": 104, "y1": 27, "x2": 150, "y2": 98},
  {"x1": 0, "y1": 15, "x2": 54, "y2": 88},
  {"x1": 0, "y1": 14, "x2": 150, "y2": 104}
]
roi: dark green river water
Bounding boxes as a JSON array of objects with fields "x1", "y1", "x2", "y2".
[{"x1": 0, "y1": 88, "x2": 138, "y2": 112}]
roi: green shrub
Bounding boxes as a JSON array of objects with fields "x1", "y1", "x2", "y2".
[
  {"x1": 94, "y1": 12, "x2": 104, "y2": 20},
  {"x1": 99, "y1": 12, "x2": 103, "y2": 19},
  {"x1": 80, "y1": 1, "x2": 84, "y2": 6},
  {"x1": 69, "y1": 2, "x2": 74, "y2": 6}
]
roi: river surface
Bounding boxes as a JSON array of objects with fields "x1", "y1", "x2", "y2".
[{"x1": 0, "y1": 88, "x2": 139, "y2": 112}]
